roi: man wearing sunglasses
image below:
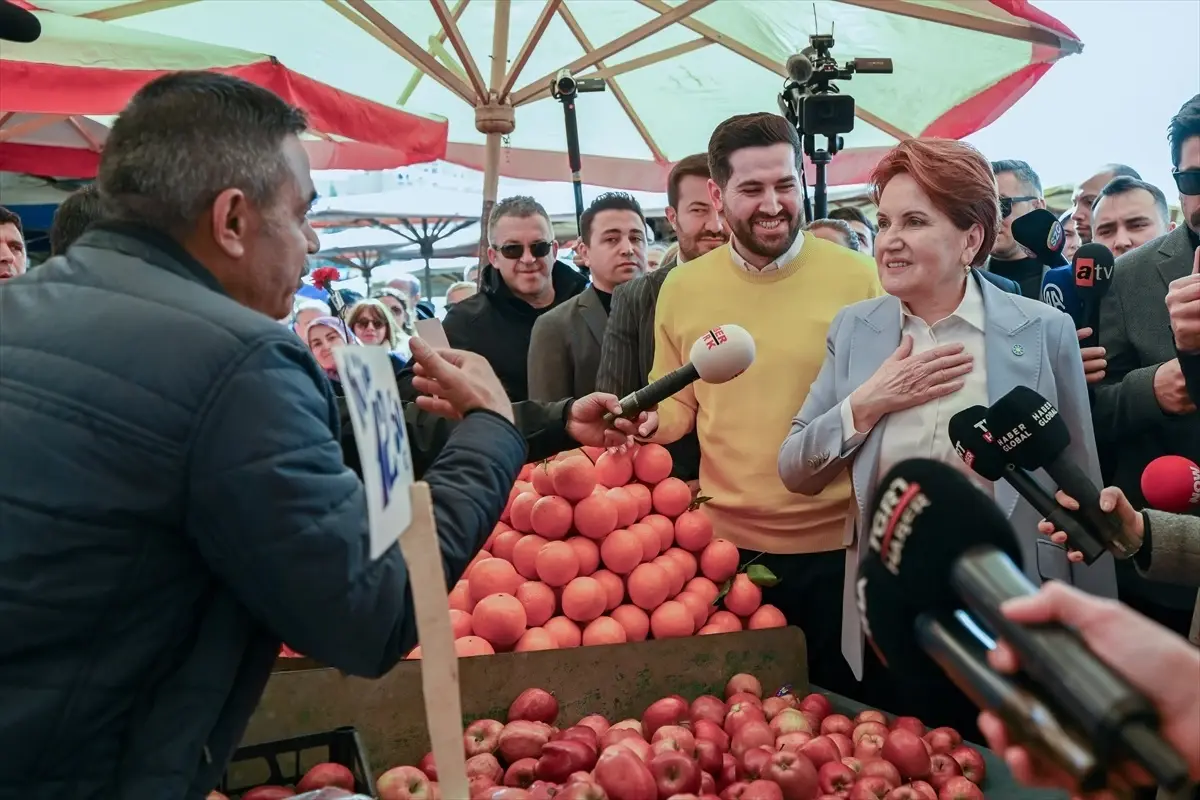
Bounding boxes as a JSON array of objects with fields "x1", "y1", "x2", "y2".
[
  {"x1": 985, "y1": 159, "x2": 1049, "y2": 298},
  {"x1": 1091, "y1": 94, "x2": 1200, "y2": 640},
  {"x1": 442, "y1": 196, "x2": 587, "y2": 402}
]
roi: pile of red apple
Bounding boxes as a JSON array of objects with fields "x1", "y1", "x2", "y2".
[
  {"x1": 407, "y1": 445, "x2": 785, "y2": 658},
  {"x1": 375, "y1": 672, "x2": 987, "y2": 800}
]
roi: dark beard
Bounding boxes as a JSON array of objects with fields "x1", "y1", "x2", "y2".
[{"x1": 729, "y1": 213, "x2": 802, "y2": 261}]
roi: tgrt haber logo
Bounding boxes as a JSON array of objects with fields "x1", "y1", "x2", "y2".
[{"x1": 701, "y1": 327, "x2": 728, "y2": 349}]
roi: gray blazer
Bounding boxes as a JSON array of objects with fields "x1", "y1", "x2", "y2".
[
  {"x1": 527, "y1": 285, "x2": 608, "y2": 402},
  {"x1": 1140, "y1": 510, "x2": 1200, "y2": 645},
  {"x1": 778, "y1": 271, "x2": 1117, "y2": 675}
]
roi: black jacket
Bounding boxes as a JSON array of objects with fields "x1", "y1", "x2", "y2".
[
  {"x1": 443, "y1": 261, "x2": 588, "y2": 402},
  {"x1": 0, "y1": 223, "x2": 529, "y2": 799}
]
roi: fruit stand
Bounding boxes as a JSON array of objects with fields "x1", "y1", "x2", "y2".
[{"x1": 235, "y1": 627, "x2": 1070, "y2": 799}]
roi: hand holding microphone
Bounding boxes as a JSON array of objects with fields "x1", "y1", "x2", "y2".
[
  {"x1": 1036, "y1": 487, "x2": 1144, "y2": 565},
  {"x1": 603, "y1": 324, "x2": 755, "y2": 424}
]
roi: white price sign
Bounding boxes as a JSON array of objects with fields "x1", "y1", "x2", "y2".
[{"x1": 334, "y1": 345, "x2": 415, "y2": 559}]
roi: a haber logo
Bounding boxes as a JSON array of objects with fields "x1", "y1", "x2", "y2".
[
  {"x1": 868, "y1": 477, "x2": 930, "y2": 576},
  {"x1": 702, "y1": 327, "x2": 728, "y2": 350},
  {"x1": 1075, "y1": 258, "x2": 1095, "y2": 287},
  {"x1": 1191, "y1": 464, "x2": 1200, "y2": 506}
]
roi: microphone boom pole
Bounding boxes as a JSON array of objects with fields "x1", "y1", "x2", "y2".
[{"x1": 551, "y1": 69, "x2": 606, "y2": 261}]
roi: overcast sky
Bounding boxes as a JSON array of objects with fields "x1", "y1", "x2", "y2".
[{"x1": 964, "y1": 0, "x2": 1200, "y2": 195}]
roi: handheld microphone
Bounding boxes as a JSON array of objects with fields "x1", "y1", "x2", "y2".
[
  {"x1": 861, "y1": 458, "x2": 1191, "y2": 792},
  {"x1": 785, "y1": 53, "x2": 814, "y2": 84},
  {"x1": 948, "y1": 406, "x2": 1107, "y2": 564},
  {"x1": 1141, "y1": 455, "x2": 1200, "y2": 513},
  {"x1": 985, "y1": 386, "x2": 1139, "y2": 559},
  {"x1": 0, "y1": 0, "x2": 39, "y2": 43},
  {"x1": 603, "y1": 324, "x2": 755, "y2": 423},
  {"x1": 1040, "y1": 266, "x2": 1084, "y2": 327},
  {"x1": 1072, "y1": 243, "x2": 1116, "y2": 350},
  {"x1": 1012, "y1": 208, "x2": 1069, "y2": 268}
]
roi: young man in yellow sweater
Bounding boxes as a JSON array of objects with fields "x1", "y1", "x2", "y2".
[{"x1": 647, "y1": 112, "x2": 882, "y2": 699}]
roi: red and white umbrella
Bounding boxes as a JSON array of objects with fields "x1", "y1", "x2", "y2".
[{"x1": 0, "y1": 2, "x2": 449, "y2": 177}]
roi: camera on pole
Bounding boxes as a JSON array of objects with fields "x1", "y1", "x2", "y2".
[
  {"x1": 778, "y1": 34, "x2": 892, "y2": 221},
  {"x1": 552, "y1": 68, "x2": 606, "y2": 259}
]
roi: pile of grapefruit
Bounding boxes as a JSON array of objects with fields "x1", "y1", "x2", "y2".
[{"x1": 410, "y1": 444, "x2": 785, "y2": 658}]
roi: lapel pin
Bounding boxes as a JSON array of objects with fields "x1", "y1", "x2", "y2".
[{"x1": 1012, "y1": 344, "x2": 1025, "y2": 356}]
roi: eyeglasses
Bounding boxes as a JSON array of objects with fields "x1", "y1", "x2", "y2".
[
  {"x1": 353, "y1": 318, "x2": 387, "y2": 330},
  {"x1": 999, "y1": 196, "x2": 1038, "y2": 219},
  {"x1": 1173, "y1": 169, "x2": 1200, "y2": 197},
  {"x1": 495, "y1": 240, "x2": 553, "y2": 260}
]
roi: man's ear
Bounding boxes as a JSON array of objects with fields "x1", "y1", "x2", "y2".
[
  {"x1": 707, "y1": 178, "x2": 724, "y2": 213},
  {"x1": 210, "y1": 187, "x2": 250, "y2": 259},
  {"x1": 1034, "y1": 197, "x2": 1047, "y2": 211}
]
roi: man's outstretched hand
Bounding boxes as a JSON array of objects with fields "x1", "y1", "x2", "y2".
[
  {"x1": 409, "y1": 338, "x2": 514, "y2": 423},
  {"x1": 568, "y1": 393, "x2": 657, "y2": 449}
]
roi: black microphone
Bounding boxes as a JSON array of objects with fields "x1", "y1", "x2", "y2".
[
  {"x1": 861, "y1": 458, "x2": 1190, "y2": 792},
  {"x1": 985, "y1": 386, "x2": 1139, "y2": 559},
  {"x1": 1012, "y1": 208, "x2": 1069, "y2": 268},
  {"x1": 948, "y1": 406, "x2": 1108, "y2": 565},
  {"x1": 1040, "y1": 266, "x2": 1084, "y2": 327},
  {"x1": 602, "y1": 324, "x2": 755, "y2": 423},
  {"x1": 1072, "y1": 242, "x2": 1115, "y2": 350},
  {"x1": 0, "y1": 0, "x2": 40, "y2": 43}
]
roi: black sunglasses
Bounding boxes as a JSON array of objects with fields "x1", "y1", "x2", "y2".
[
  {"x1": 496, "y1": 240, "x2": 553, "y2": 260},
  {"x1": 1173, "y1": 169, "x2": 1200, "y2": 197},
  {"x1": 999, "y1": 195, "x2": 1038, "y2": 219}
]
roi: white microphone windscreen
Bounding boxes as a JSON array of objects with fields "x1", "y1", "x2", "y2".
[{"x1": 688, "y1": 324, "x2": 756, "y2": 384}]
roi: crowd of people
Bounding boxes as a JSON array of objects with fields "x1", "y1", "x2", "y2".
[{"x1": 0, "y1": 63, "x2": 1198, "y2": 799}]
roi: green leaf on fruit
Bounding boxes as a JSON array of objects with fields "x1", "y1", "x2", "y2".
[
  {"x1": 746, "y1": 564, "x2": 780, "y2": 587},
  {"x1": 714, "y1": 578, "x2": 733, "y2": 604},
  {"x1": 689, "y1": 495, "x2": 712, "y2": 511}
]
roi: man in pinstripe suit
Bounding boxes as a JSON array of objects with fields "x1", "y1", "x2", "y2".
[{"x1": 596, "y1": 154, "x2": 728, "y2": 481}]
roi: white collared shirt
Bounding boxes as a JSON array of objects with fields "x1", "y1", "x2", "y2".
[
  {"x1": 729, "y1": 231, "x2": 804, "y2": 273},
  {"x1": 839, "y1": 275, "x2": 992, "y2": 493}
]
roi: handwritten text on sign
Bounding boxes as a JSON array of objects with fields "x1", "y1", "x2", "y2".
[{"x1": 334, "y1": 346, "x2": 415, "y2": 559}]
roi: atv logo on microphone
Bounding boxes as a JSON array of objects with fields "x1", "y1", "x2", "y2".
[
  {"x1": 1075, "y1": 258, "x2": 1112, "y2": 287},
  {"x1": 869, "y1": 477, "x2": 930, "y2": 576}
]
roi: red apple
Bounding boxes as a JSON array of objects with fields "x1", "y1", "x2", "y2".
[
  {"x1": 854, "y1": 710, "x2": 888, "y2": 726},
  {"x1": 858, "y1": 759, "x2": 901, "y2": 789},
  {"x1": 884, "y1": 788, "x2": 924, "y2": 800},
  {"x1": 612, "y1": 718, "x2": 645, "y2": 735},
  {"x1": 797, "y1": 694, "x2": 833, "y2": 722},
  {"x1": 296, "y1": 762, "x2": 355, "y2": 793},
  {"x1": 817, "y1": 760, "x2": 857, "y2": 795},
  {"x1": 594, "y1": 745, "x2": 658, "y2": 800},
  {"x1": 577, "y1": 714, "x2": 612, "y2": 737},
  {"x1": 853, "y1": 733, "x2": 884, "y2": 759},
  {"x1": 948, "y1": 746, "x2": 986, "y2": 785},
  {"x1": 465, "y1": 719, "x2": 505, "y2": 756},
  {"x1": 529, "y1": 782, "x2": 559, "y2": 800},
  {"x1": 557, "y1": 782, "x2": 609, "y2": 800},
  {"x1": 847, "y1": 776, "x2": 892, "y2": 800},
  {"x1": 738, "y1": 746, "x2": 774, "y2": 780},
  {"x1": 377, "y1": 766, "x2": 432, "y2": 800},
  {"x1": 615, "y1": 737, "x2": 652, "y2": 763},
  {"x1": 417, "y1": 752, "x2": 437, "y2": 781},
  {"x1": 653, "y1": 725, "x2": 697, "y2": 755},
  {"x1": 701, "y1": 772, "x2": 718, "y2": 795},
  {"x1": 468, "y1": 774, "x2": 497, "y2": 799},
  {"x1": 537, "y1": 738, "x2": 599, "y2": 782},
  {"x1": 927, "y1": 753, "x2": 963, "y2": 791},
  {"x1": 883, "y1": 730, "x2": 932, "y2": 781},
  {"x1": 724, "y1": 703, "x2": 767, "y2": 736},
  {"x1": 740, "y1": 780, "x2": 785, "y2": 800},
  {"x1": 814, "y1": 797, "x2": 843, "y2": 800},
  {"x1": 725, "y1": 674, "x2": 763, "y2": 699},
  {"x1": 503, "y1": 758, "x2": 539, "y2": 788},
  {"x1": 910, "y1": 781, "x2": 938, "y2": 800},
  {"x1": 798, "y1": 735, "x2": 841, "y2": 768},
  {"x1": 937, "y1": 776, "x2": 983, "y2": 800},
  {"x1": 498, "y1": 720, "x2": 555, "y2": 763},
  {"x1": 718, "y1": 753, "x2": 738, "y2": 790},
  {"x1": 730, "y1": 722, "x2": 773, "y2": 760},
  {"x1": 825, "y1": 733, "x2": 852, "y2": 758},
  {"x1": 651, "y1": 750, "x2": 702, "y2": 797},
  {"x1": 890, "y1": 717, "x2": 925, "y2": 737},
  {"x1": 769, "y1": 709, "x2": 813, "y2": 738},
  {"x1": 487, "y1": 790, "x2": 535, "y2": 800},
  {"x1": 923, "y1": 728, "x2": 962, "y2": 756},
  {"x1": 694, "y1": 719, "x2": 731, "y2": 751},
  {"x1": 774, "y1": 732, "x2": 812, "y2": 752},
  {"x1": 762, "y1": 696, "x2": 793, "y2": 720},
  {"x1": 466, "y1": 753, "x2": 504, "y2": 784},
  {"x1": 818, "y1": 714, "x2": 853, "y2": 737},
  {"x1": 728, "y1": 692, "x2": 764, "y2": 709},
  {"x1": 644, "y1": 696, "x2": 691, "y2": 740},
  {"x1": 242, "y1": 789, "x2": 297, "y2": 800},
  {"x1": 562, "y1": 726, "x2": 601, "y2": 750},
  {"x1": 799, "y1": 712, "x2": 822, "y2": 734},
  {"x1": 509, "y1": 688, "x2": 559, "y2": 724},
  {"x1": 721, "y1": 782, "x2": 749, "y2": 800},
  {"x1": 691, "y1": 695, "x2": 729, "y2": 726},
  {"x1": 696, "y1": 738, "x2": 723, "y2": 775},
  {"x1": 851, "y1": 721, "x2": 889, "y2": 744},
  {"x1": 841, "y1": 756, "x2": 863, "y2": 774},
  {"x1": 568, "y1": 772, "x2": 593, "y2": 784},
  {"x1": 602, "y1": 728, "x2": 642, "y2": 751}
]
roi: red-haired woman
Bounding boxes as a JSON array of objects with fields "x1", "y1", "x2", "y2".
[{"x1": 777, "y1": 139, "x2": 1115, "y2": 726}]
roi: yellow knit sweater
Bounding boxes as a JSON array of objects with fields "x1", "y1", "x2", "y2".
[{"x1": 649, "y1": 233, "x2": 883, "y2": 554}]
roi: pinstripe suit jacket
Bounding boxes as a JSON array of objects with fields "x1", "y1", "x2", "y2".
[{"x1": 596, "y1": 254, "x2": 677, "y2": 396}]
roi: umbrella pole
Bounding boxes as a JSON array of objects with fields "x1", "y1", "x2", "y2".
[{"x1": 477, "y1": 0, "x2": 512, "y2": 276}]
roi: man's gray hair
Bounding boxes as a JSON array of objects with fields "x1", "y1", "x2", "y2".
[
  {"x1": 805, "y1": 218, "x2": 860, "y2": 251},
  {"x1": 990, "y1": 159, "x2": 1043, "y2": 197},
  {"x1": 488, "y1": 195, "x2": 552, "y2": 242},
  {"x1": 1102, "y1": 163, "x2": 1142, "y2": 181},
  {"x1": 98, "y1": 71, "x2": 308, "y2": 235}
]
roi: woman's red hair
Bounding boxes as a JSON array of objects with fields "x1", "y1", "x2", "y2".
[{"x1": 869, "y1": 138, "x2": 1000, "y2": 267}]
